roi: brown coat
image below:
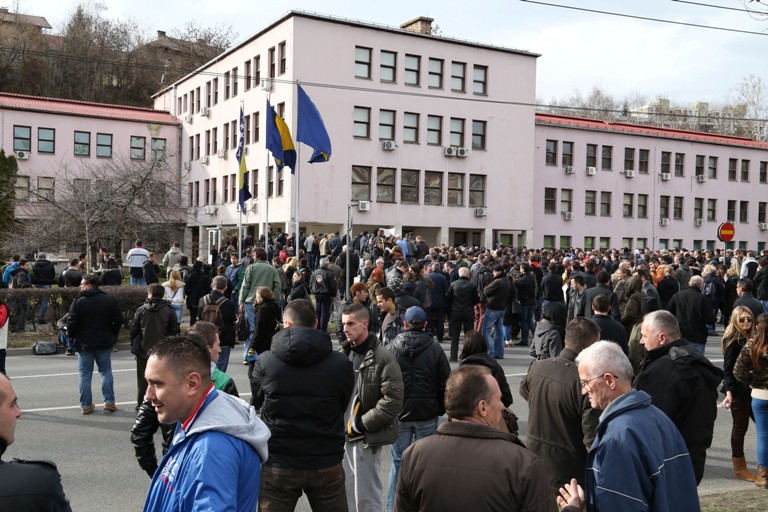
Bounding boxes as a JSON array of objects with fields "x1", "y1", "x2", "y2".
[{"x1": 396, "y1": 421, "x2": 556, "y2": 512}]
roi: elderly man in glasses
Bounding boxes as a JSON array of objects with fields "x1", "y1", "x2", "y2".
[{"x1": 558, "y1": 341, "x2": 699, "y2": 512}]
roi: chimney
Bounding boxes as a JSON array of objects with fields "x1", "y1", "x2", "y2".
[
  {"x1": 157, "y1": 30, "x2": 166, "y2": 38},
  {"x1": 400, "y1": 16, "x2": 434, "y2": 35}
]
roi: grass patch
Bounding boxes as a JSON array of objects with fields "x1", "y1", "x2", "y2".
[{"x1": 700, "y1": 488, "x2": 766, "y2": 511}]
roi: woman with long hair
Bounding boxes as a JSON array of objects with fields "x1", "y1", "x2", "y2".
[
  {"x1": 163, "y1": 270, "x2": 185, "y2": 323},
  {"x1": 247, "y1": 286, "x2": 282, "y2": 407},
  {"x1": 722, "y1": 306, "x2": 757, "y2": 481},
  {"x1": 735, "y1": 313, "x2": 768, "y2": 488},
  {"x1": 367, "y1": 267, "x2": 385, "y2": 300}
]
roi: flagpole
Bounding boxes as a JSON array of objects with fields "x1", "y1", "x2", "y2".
[
  {"x1": 264, "y1": 93, "x2": 271, "y2": 255},
  {"x1": 238, "y1": 100, "x2": 244, "y2": 258}
]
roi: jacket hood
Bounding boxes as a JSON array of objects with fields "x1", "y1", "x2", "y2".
[
  {"x1": 391, "y1": 329, "x2": 435, "y2": 358},
  {"x1": 78, "y1": 288, "x2": 106, "y2": 298},
  {"x1": 186, "y1": 390, "x2": 270, "y2": 462},
  {"x1": 145, "y1": 297, "x2": 171, "y2": 312},
  {"x1": 271, "y1": 325, "x2": 333, "y2": 367}
]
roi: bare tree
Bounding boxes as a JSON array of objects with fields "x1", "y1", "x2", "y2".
[{"x1": 731, "y1": 74, "x2": 768, "y2": 141}]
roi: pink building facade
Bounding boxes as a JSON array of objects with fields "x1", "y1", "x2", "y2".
[{"x1": 534, "y1": 113, "x2": 768, "y2": 252}]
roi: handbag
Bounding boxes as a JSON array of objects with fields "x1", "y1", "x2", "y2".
[
  {"x1": 236, "y1": 315, "x2": 250, "y2": 342},
  {"x1": 32, "y1": 340, "x2": 58, "y2": 355}
]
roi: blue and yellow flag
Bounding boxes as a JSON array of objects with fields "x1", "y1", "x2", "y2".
[
  {"x1": 297, "y1": 84, "x2": 332, "y2": 163},
  {"x1": 266, "y1": 100, "x2": 296, "y2": 173},
  {"x1": 236, "y1": 105, "x2": 252, "y2": 212}
]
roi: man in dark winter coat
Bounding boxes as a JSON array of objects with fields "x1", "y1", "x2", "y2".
[
  {"x1": 540, "y1": 261, "x2": 565, "y2": 311},
  {"x1": 577, "y1": 271, "x2": 620, "y2": 322},
  {"x1": 754, "y1": 258, "x2": 768, "y2": 314},
  {"x1": 445, "y1": 267, "x2": 478, "y2": 361},
  {"x1": 385, "y1": 306, "x2": 450, "y2": 512},
  {"x1": 31, "y1": 252, "x2": 56, "y2": 323},
  {"x1": 733, "y1": 278, "x2": 764, "y2": 321},
  {"x1": 667, "y1": 275, "x2": 716, "y2": 354},
  {"x1": 590, "y1": 294, "x2": 628, "y2": 355},
  {"x1": 482, "y1": 264, "x2": 511, "y2": 358},
  {"x1": 142, "y1": 252, "x2": 160, "y2": 285},
  {"x1": 130, "y1": 284, "x2": 180, "y2": 409},
  {"x1": 426, "y1": 263, "x2": 449, "y2": 343},
  {"x1": 310, "y1": 258, "x2": 338, "y2": 333},
  {"x1": 251, "y1": 299, "x2": 354, "y2": 511},
  {"x1": 635, "y1": 310, "x2": 724, "y2": 484}
]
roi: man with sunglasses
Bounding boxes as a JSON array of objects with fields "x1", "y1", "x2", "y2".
[{"x1": 558, "y1": 341, "x2": 699, "y2": 511}]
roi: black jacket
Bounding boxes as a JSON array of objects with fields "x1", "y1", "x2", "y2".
[
  {"x1": 540, "y1": 272, "x2": 564, "y2": 302},
  {"x1": 31, "y1": 259, "x2": 56, "y2": 285},
  {"x1": 66, "y1": 288, "x2": 123, "y2": 350},
  {"x1": 251, "y1": 326, "x2": 354, "y2": 469},
  {"x1": 591, "y1": 314, "x2": 628, "y2": 355},
  {"x1": 445, "y1": 276, "x2": 478, "y2": 316},
  {"x1": 387, "y1": 328, "x2": 450, "y2": 421},
  {"x1": 734, "y1": 293, "x2": 764, "y2": 323},
  {"x1": 460, "y1": 352, "x2": 513, "y2": 407},
  {"x1": 142, "y1": 261, "x2": 159, "y2": 285},
  {"x1": 578, "y1": 283, "x2": 620, "y2": 321},
  {"x1": 249, "y1": 299, "x2": 282, "y2": 354},
  {"x1": 483, "y1": 274, "x2": 511, "y2": 311},
  {"x1": 515, "y1": 273, "x2": 537, "y2": 306},
  {"x1": 130, "y1": 298, "x2": 180, "y2": 358},
  {"x1": 667, "y1": 287, "x2": 716, "y2": 344},
  {"x1": 184, "y1": 268, "x2": 211, "y2": 309},
  {"x1": 754, "y1": 266, "x2": 768, "y2": 301},
  {"x1": 634, "y1": 339, "x2": 723, "y2": 484},
  {"x1": 100, "y1": 269, "x2": 123, "y2": 286},
  {"x1": 197, "y1": 290, "x2": 238, "y2": 348},
  {"x1": 0, "y1": 440, "x2": 71, "y2": 511}
]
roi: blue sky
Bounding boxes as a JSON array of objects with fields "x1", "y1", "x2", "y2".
[{"x1": 21, "y1": 0, "x2": 768, "y2": 107}]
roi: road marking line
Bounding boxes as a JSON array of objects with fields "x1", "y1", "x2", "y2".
[
  {"x1": 22, "y1": 393, "x2": 253, "y2": 413},
  {"x1": 12, "y1": 369, "x2": 135, "y2": 379}
]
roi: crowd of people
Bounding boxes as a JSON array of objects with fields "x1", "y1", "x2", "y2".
[{"x1": 2, "y1": 233, "x2": 768, "y2": 510}]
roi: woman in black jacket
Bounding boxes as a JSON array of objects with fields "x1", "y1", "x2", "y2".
[
  {"x1": 459, "y1": 330, "x2": 512, "y2": 407},
  {"x1": 184, "y1": 260, "x2": 211, "y2": 326}
]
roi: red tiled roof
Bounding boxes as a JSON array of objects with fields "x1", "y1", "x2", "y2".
[
  {"x1": 0, "y1": 10, "x2": 51, "y2": 29},
  {"x1": 535, "y1": 112, "x2": 768, "y2": 150},
  {"x1": 0, "y1": 92, "x2": 179, "y2": 125}
]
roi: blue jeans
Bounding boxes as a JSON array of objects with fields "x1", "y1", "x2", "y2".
[
  {"x1": 78, "y1": 348, "x2": 115, "y2": 408},
  {"x1": 217, "y1": 346, "x2": 231, "y2": 373},
  {"x1": 762, "y1": 300, "x2": 768, "y2": 315},
  {"x1": 754, "y1": 397, "x2": 768, "y2": 468},
  {"x1": 59, "y1": 330, "x2": 74, "y2": 352},
  {"x1": 482, "y1": 308, "x2": 506, "y2": 358},
  {"x1": 170, "y1": 303, "x2": 183, "y2": 323},
  {"x1": 130, "y1": 270, "x2": 146, "y2": 286},
  {"x1": 315, "y1": 295, "x2": 333, "y2": 333},
  {"x1": 386, "y1": 418, "x2": 438, "y2": 512},
  {"x1": 520, "y1": 305, "x2": 534, "y2": 344},
  {"x1": 242, "y1": 302, "x2": 256, "y2": 360},
  {"x1": 37, "y1": 284, "x2": 51, "y2": 321},
  {"x1": 690, "y1": 342, "x2": 706, "y2": 356}
]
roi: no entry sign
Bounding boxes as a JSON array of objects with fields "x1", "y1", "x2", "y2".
[{"x1": 718, "y1": 222, "x2": 735, "y2": 243}]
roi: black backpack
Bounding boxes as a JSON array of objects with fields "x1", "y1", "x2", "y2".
[
  {"x1": 310, "y1": 270, "x2": 330, "y2": 295},
  {"x1": 200, "y1": 295, "x2": 227, "y2": 337}
]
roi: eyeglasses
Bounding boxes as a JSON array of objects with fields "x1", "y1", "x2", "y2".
[
  {"x1": 580, "y1": 373, "x2": 617, "y2": 389},
  {"x1": 738, "y1": 317, "x2": 753, "y2": 324}
]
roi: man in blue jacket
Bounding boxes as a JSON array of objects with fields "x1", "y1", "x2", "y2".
[
  {"x1": 143, "y1": 334, "x2": 270, "y2": 512},
  {"x1": 558, "y1": 341, "x2": 699, "y2": 512}
]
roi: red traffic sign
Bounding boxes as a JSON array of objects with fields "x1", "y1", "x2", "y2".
[{"x1": 718, "y1": 222, "x2": 735, "y2": 243}]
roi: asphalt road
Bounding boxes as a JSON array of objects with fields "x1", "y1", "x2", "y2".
[{"x1": 4, "y1": 330, "x2": 754, "y2": 511}]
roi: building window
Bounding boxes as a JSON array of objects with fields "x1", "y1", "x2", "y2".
[
  {"x1": 599, "y1": 237, "x2": 611, "y2": 250},
  {"x1": 15, "y1": 176, "x2": 29, "y2": 200},
  {"x1": 637, "y1": 194, "x2": 648, "y2": 218},
  {"x1": 601, "y1": 145, "x2": 612, "y2": 171},
  {"x1": 472, "y1": 121, "x2": 486, "y2": 150},
  {"x1": 560, "y1": 188, "x2": 572, "y2": 213},
  {"x1": 708, "y1": 156, "x2": 718, "y2": 179},
  {"x1": 231, "y1": 121, "x2": 238, "y2": 150},
  {"x1": 660, "y1": 195, "x2": 670, "y2": 219},
  {"x1": 727, "y1": 200, "x2": 737, "y2": 221},
  {"x1": 401, "y1": 169, "x2": 419, "y2": 204},
  {"x1": 623, "y1": 193, "x2": 633, "y2": 217},
  {"x1": 38, "y1": 128, "x2": 55, "y2": 154},
  {"x1": 277, "y1": 167, "x2": 284, "y2": 196},
  {"x1": 740, "y1": 200, "x2": 749, "y2": 223},
  {"x1": 253, "y1": 55, "x2": 261, "y2": 85},
  {"x1": 380, "y1": 50, "x2": 396, "y2": 82},
  {"x1": 205, "y1": 81, "x2": 212, "y2": 106},
  {"x1": 223, "y1": 175, "x2": 229, "y2": 202},
  {"x1": 193, "y1": 181, "x2": 200, "y2": 206},
  {"x1": 223, "y1": 72, "x2": 230, "y2": 100},
  {"x1": 376, "y1": 168, "x2": 395, "y2": 202},
  {"x1": 469, "y1": 174, "x2": 486, "y2": 207},
  {"x1": 673, "y1": 196, "x2": 684, "y2": 220},
  {"x1": 449, "y1": 118, "x2": 465, "y2": 147},
  {"x1": 637, "y1": 238, "x2": 648, "y2": 250},
  {"x1": 253, "y1": 112, "x2": 260, "y2": 143},
  {"x1": 639, "y1": 149, "x2": 649, "y2": 174},
  {"x1": 268, "y1": 47, "x2": 276, "y2": 78},
  {"x1": 729, "y1": 158, "x2": 737, "y2": 181},
  {"x1": 404, "y1": 54, "x2": 420, "y2": 86},
  {"x1": 622, "y1": 238, "x2": 633, "y2": 250},
  {"x1": 96, "y1": 133, "x2": 112, "y2": 158},
  {"x1": 355, "y1": 46, "x2": 372, "y2": 79},
  {"x1": 451, "y1": 61, "x2": 466, "y2": 92},
  {"x1": 13, "y1": 125, "x2": 31, "y2": 152},
  {"x1": 244, "y1": 116, "x2": 250, "y2": 146},
  {"x1": 741, "y1": 160, "x2": 750, "y2": 182},
  {"x1": 223, "y1": 122, "x2": 230, "y2": 150},
  {"x1": 586, "y1": 144, "x2": 597, "y2": 168},
  {"x1": 354, "y1": 107, "x2": 371, "y2": 138},
  {"x1": 760, "y1": 161, "x2": 767, "y2": 183},
  {"x1": 204, "y1": 179, "x2": 210, "y2": 205},
  {"x1": 694, "y1": 197, "x2": 703, "y2": 220},
  {"x1": 600, "y1": 191, "x2": 611, "y2": 217},
  {"x1": 447, "y1": 173, "x2": 463, "y2": 206},
  {"x1": 278, "y1": 41, "x2": 286, "y2": 75},
  {"x1": 232, "y1": 67, "x2": 239, "y2": 97},
  {"x1": 695, "y1": 155, "x2": 705, "y2": 177},
  {"x1": 473, "y1": 65, "x2": 487, "y2": 94},
  {"x1": 546, "y1": 140, "x2": 558, "y2": 166},
  {"x1": 351, "y1": 165, "x2": 371, "y2": 201},
  {"x1": 268, "y1": 167, "x2": 275, "y2": 197},
  {"x1": 37, "y1": 177, "x2": 54, "y2": 201},
  {"x1": 707, "y1": 199, "x2": 717, "y2": 221},
  {"x1": 543, "y1": 235, "x2": 555, "y2": 249},
  {"x1": 585, "y1": 190, "x2": 596, "y2": 216},
  {"x1": 129, "y1": 135, "x2": 145, "y2": 160},
  {"x1": 560, "y1": 236, "x2": 572, "y2": 250},
  {"x1": 194, "y1": 134, "x2": 200, "y2": 160},
  {"x1": 674, "y1": 153, "x2": 685, "y2": 177},
  {"x1": 584, "y1": 237, "x2": 595, "y2": 250},
  {"x1": 544, "y1": 188, "x2": 557, "y2": 214},
  {"x1": 624, "y1": 148, "x2": 635, "y2": 171},
  {"x1": 244, "y1": 62, "x2": 251, "y2": 91},
  {"x1": 661, "y1": 151, "x2": 671, "y2": 174},
  {"x1": 196, "y1": 86, "x2": 201, "y2": 111},
  {"x1": 759, "y1": 202, "x2": 766, "y2": 224},
  {"x1": 212, "y1": 78, "x2": 219, "y2": 105},
  {"x1": 211, "y1": 177, "x2": 218, "y2": 204},
  {"x1": 562, "y1": 141, "x2": 574, "y2": 167},
  {"x1": 424, "y1": 171, "x2": 442, "y2": 205},
  {"x1": 428, "y1": 58, "x2": 443, "y2": 88},
  {"x1": 403, "y1": 113, "x2": 419, "y2": 143},
  {"x1": 252, "y1": 168, "x2": 259, "y2": 199},
  {"x1": 74, "y1": 131, "x2": 91, "y2": 157},
  {"x1": 427, "y1": 115, "x2": 442, "y2": 145},
  {"x1": 379, "y1": 110, "x2": 395, "y2": 140},
  {"x1": 150, "y1": 138, "x2": 166, "y2": 162}
]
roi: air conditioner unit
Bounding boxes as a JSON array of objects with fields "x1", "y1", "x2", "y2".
[
  {"x1": 694, "y1": 218, "x2": 703, "y2": 227},
  {"x1": 563, "y1": 212, "x2": 574, "y2": 221},
  {"x1": 759, "y1": 223, "x2": 768, "y2": 231},
  {"x1": 183, "y1": 161, "x2": 192, "y2": 170},
  {"x1": 624, "y1": 170, "x2": 635, "y2": 178},
  {"x1": 444, "y1": 147, "x2": 457, "y2": 157},
  {"x1": 586, "y1": 167, "x2": 596, "y2": 176},
  {"x1": 456, "y1": 147, "x2": 469, "y2": 158},
  {"x1": 564, "y1": 166, "x2": 575, "y2": 175},
  {"x1": 244, "y1": 146, "x2": 249, "y2": 155},
  {"x1": 14, "y1": 150, "x2": 29, "y2": 160},
  {"x1": 260, "y1": 78, "x2": 272, "y2": 91},
  {"x1": 358, "y1": 200, "x2": 371, "y2": 212},
  {"x1": 183, "y1": 114, "x2": 193, "y2": 124},
  {"x1": 696, "y1": 174, "x2": 706, "y2": 183},
  {"x1": 382, "y1": 140, "x2": 397, "y2": 151},
  {"x1": 474, "y1": 207, "x2": 487, "y2": 217},
  {"x1": 217, "y1": 149, "x2": 228, "y2": 159},
  {"x1": 203, "y1": 205, "x2": 217, "y2": 215},
  {"x1": 200, "y1": 156, "x2": 210, "y2": 165},
  {"x1": 199, "y1": 107, "x2": 209, "y2": 117},
  {"x1": 660, "y1": 217, "x2": 669, "y2": 226},
  {"x1": 660, "y1": 173, "x2": 671, "y2": 181}
]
